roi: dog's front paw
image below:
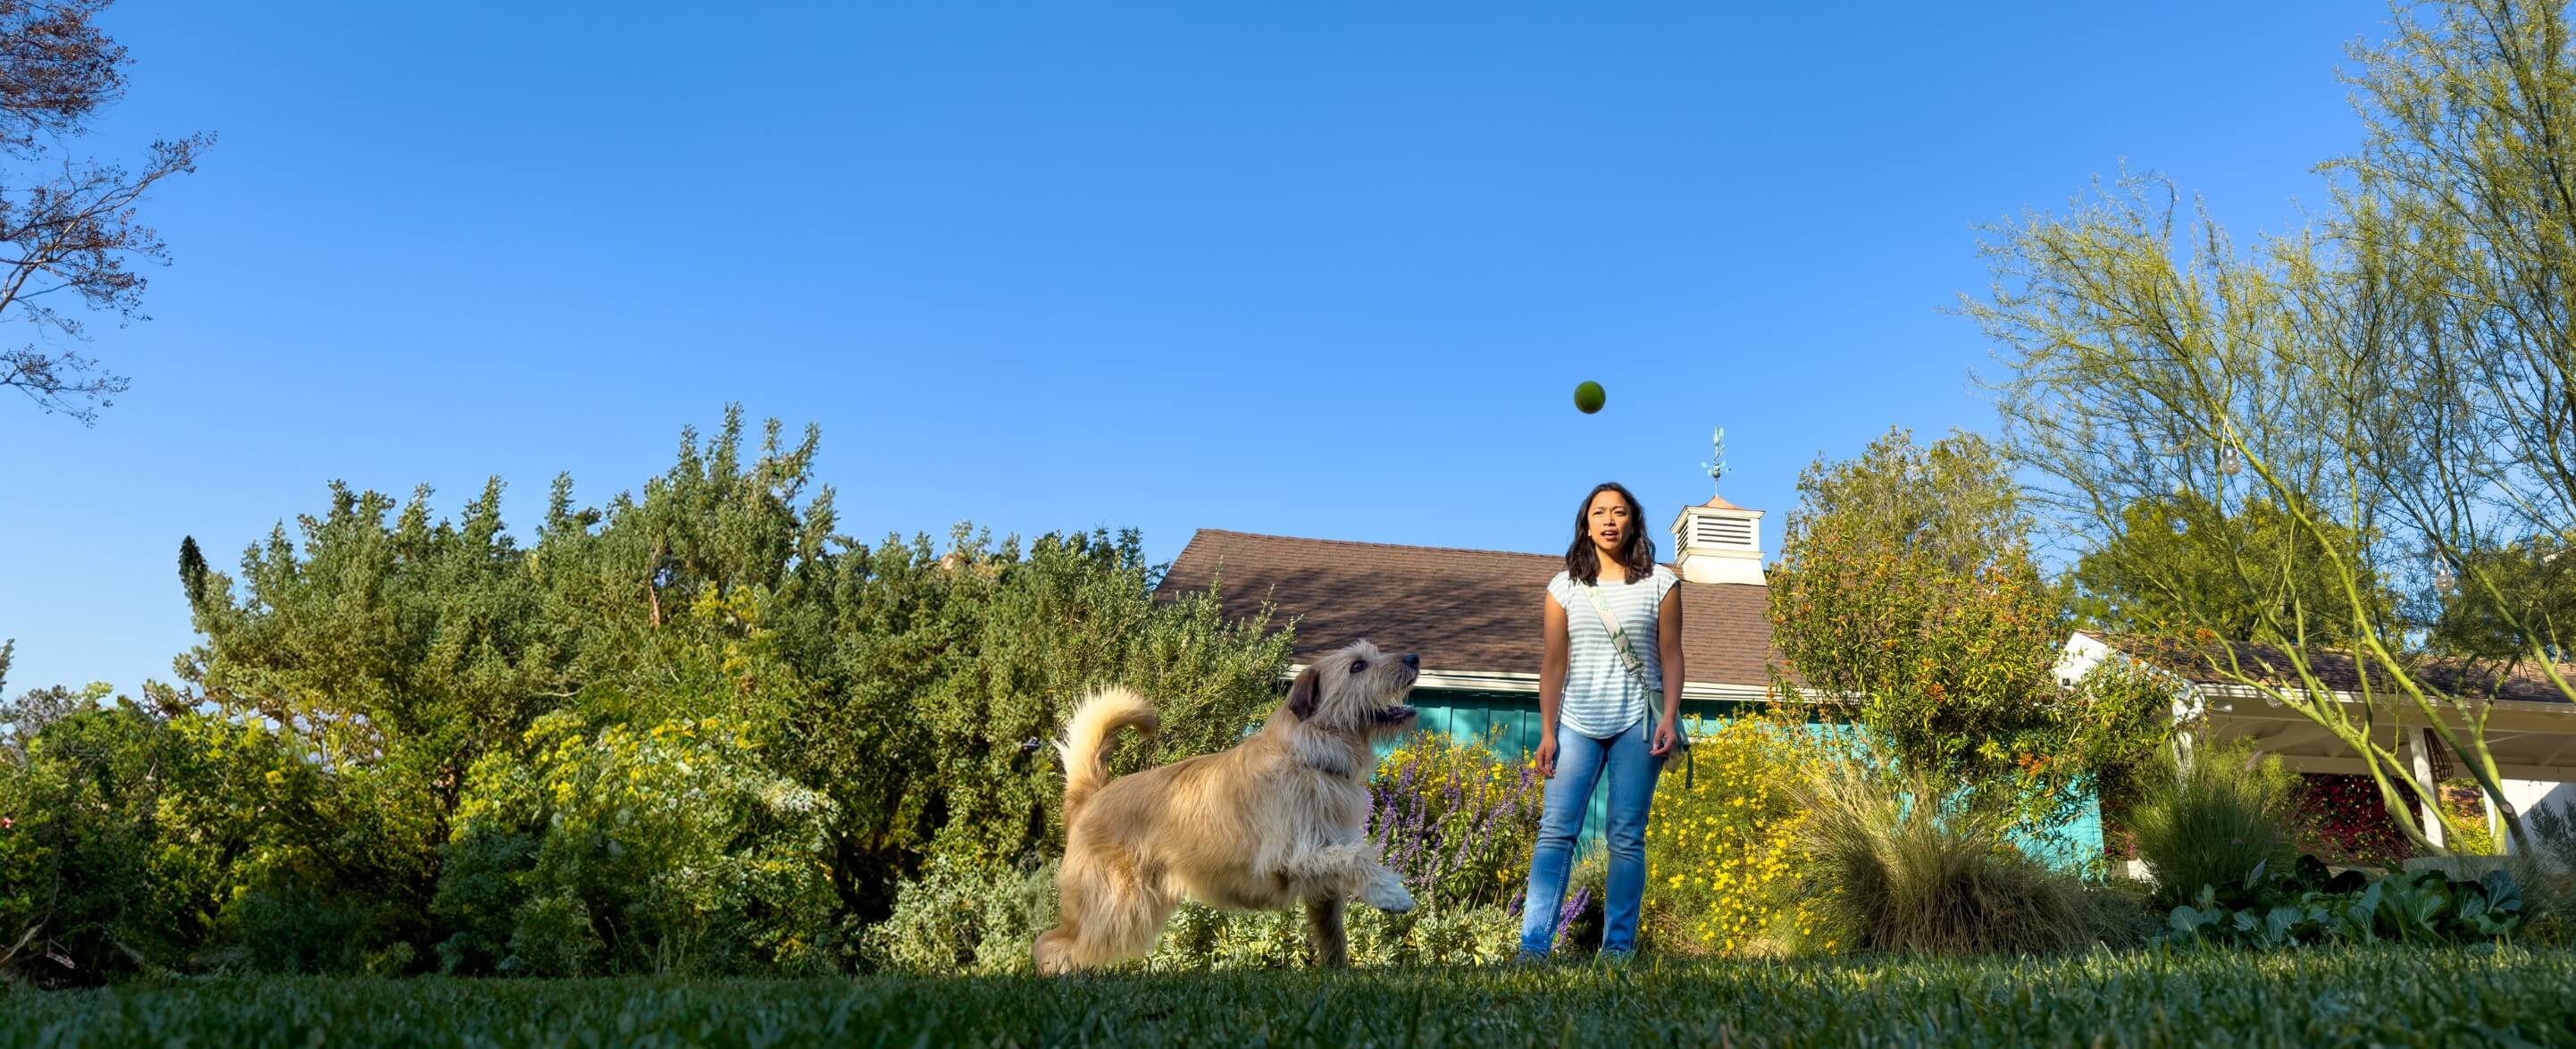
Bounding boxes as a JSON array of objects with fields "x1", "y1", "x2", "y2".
[{"x1": 1360, "y1": 876, "x2": 1416, "y2": 914}]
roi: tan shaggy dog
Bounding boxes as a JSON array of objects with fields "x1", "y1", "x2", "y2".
[{"x1": 1033, "y1": 640, "x2": 1423, "y2": 974}]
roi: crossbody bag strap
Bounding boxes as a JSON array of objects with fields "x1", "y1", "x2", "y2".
[{"x1": 1578, "y1": 583, "x2": 1654, "y2": 686}]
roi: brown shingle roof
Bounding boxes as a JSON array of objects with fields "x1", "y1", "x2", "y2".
[
  {"x1": 1154, "y1": 529, "x2": 1786, "y2": 688},
  {"x1": 2085, "y1": 631, "x2": 2574, "y2": 706}
]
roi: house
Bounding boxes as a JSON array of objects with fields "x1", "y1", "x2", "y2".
[
  {"x1": 1153, "y1": 491, "x2": 1782, "y2": 749},
  {"x1": 2057, "y1": 631, "x2": 2576, "y2": 860}
]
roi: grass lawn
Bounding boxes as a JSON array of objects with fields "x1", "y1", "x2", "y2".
[{"x1": 6, "y1": 946, "x2": 2574, "y2": 1047}]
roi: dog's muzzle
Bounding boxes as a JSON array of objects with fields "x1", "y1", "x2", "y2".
[{"x1": 1376, "y1": 704, "x2": 1418, "y2": 726}]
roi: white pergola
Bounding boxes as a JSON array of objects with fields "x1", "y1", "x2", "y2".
[{"x1": 2057, "y1": 633, "x2": 2576, "y2": 853}]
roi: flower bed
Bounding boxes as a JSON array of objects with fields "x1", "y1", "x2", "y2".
[{"x1": 1642, "y1": 712, "x2": 1827, "y2": 956}]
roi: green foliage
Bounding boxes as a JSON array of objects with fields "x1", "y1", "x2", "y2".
[
  {"x1": 1142, "y1": 902, "x2": 1524, "y2": 970},
  {"x1": 431, "y1": 709, "x2": 838, "y2": 977},
  {"x1": 1971, "y1": 0, "x2": 2576, "y2": 854},
  {"x1": 2070, "y1": 493, "x2": 2398, "y2": 646},
  {"x1": 1792, "y1": 759, "x2": 2113, "y2": 956},
  {"x1": 2429, "y1": 534, "x2": 2576, "y2": 659},
  {"x1": 907, "y1": 531, "x2": 1294, "y2": 873},
  {"x1": 1769, "y1": 430, "x2": 2055, "y2": 788},
  {"x1": 861, "y1": 855, "x2": 1059, "y2": 976},
  {"x1": 22, "y1": 407, "x2": 1291, "y2": 978},
  {"x1": 2161, "y1": 855, "x2": 2523, "y2": 949},
  {"x1": 1771, "y1": 427, "x2": 2170, "y2": 832},
  {"x1": 2126, "y1": 738, "x2": 2303, "y2": 910},
  {"x1": 2438, "y1": 783, "x2": 2497, "y2": 857},
  {"x1": 2511, "y1": 805, "x2": 2576, "y2": 946},
  {"x1": 0, "y1": 690, "x2": 320, "y2": 985}
]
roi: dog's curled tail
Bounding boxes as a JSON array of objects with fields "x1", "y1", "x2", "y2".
[{"x1": 1057, "y1": 685, "x2": 1159, "y2": 819}]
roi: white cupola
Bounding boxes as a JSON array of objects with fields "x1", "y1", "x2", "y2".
[{"x1": 1670, "y1": 426, "x2": 1766, "y2": 586}]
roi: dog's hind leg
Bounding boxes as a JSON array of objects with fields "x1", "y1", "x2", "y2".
[
  {"x1": 1304, "y1": 894, "x2": 1350, "y2": 968},
  {"x1": 1037, "y1": 852, "x2": 1175, "y2": 974},
  {"x1": 1033, "y1": 927, "x2": 1075, "y2": 976}
]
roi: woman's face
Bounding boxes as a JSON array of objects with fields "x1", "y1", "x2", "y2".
[{"x1": 1586, "y1": 490, "x2": 1632, "y2": 557}]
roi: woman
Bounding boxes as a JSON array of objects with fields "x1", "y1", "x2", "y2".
[{"x1": 1515, "y1": 481, "x2": 1683, "y2": 962}]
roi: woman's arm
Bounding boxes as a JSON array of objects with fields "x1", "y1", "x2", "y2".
[
  {"x1": 1538, "y1": 592, "x2": 1568, "y2": 776},
  {"x1": 1652, "y1": 584, "x2": 1684, "y2": 756}
]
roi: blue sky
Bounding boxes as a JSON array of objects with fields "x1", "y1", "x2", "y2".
[{"x1": 5, "y1": 1, "x2": 2378, "y2": 695}]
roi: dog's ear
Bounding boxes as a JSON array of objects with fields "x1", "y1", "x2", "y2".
[{"x1": 1285, "y1": 664, "x2": 1322, "y2": 721}]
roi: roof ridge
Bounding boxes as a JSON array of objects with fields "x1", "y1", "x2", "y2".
[
  {"x1": 1176, "y1": 528, "x2": 1773, "y2": 591},
  {"x1": 1184, "y1": 528, "x2": 1564, "y2": 562}
]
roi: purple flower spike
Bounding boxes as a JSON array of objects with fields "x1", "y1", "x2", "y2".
[{"x1": 1552, "y1": 887, "x2": 1592, "y2": 951}]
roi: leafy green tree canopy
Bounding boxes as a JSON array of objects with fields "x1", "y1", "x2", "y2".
[
  {"x1": 2069, "y1": 492, "x2": 2399, "y2": 646},
  {"x1": 1770, "y1": 427, "x2": 2170, "y2": 829}
]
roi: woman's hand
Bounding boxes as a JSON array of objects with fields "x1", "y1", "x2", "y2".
[
  {"x1": 1535, "y1": 733, "x2": 1559, "y2": 778},
  {"x1": 1650, "y1": 720, "x2": 1679, "y2": 758}
]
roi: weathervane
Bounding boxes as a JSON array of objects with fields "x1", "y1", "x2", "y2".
[{"x1": 1702, "y1": 425, "x2": 1727, "y2": 487}]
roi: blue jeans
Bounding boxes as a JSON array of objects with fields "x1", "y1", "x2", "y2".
[{"x1": 1518, "y1": 719, "x2": 1660, "y2": 955}]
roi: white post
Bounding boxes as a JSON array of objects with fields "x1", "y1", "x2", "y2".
[{"x1": 2410, "y1": 726, "x2": 2446, "y2": 851}]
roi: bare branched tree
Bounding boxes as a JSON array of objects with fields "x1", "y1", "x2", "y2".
[{"x1": 0, "y1": 1, "x2": 207, "y2": 424}]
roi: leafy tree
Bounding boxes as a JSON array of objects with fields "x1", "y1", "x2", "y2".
[
  {"x1": 2428, "y1": 534, "x2": 2576, "y2": 661},
  {"x1": 1769, "y1": 428, "x2": 2168, "y2": 831},
  {"x1": 1968, "y1": 0, "x2": 2576, "y2": 853},
  {"x1": 2069, "y1": 492, "x2": 2399, "y2": 645},
  {"x1": 0, "y1": 1, "x2": 211, "y2": 423},
  {"x1": 173, "y1": 477, "x2": 569, "y2": 965}
]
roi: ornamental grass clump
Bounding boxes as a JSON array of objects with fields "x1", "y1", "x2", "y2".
[
  {"x1": 2126, "y1": 737, "x2": 2301, "y2": 909},
  {"x1": 1794, "y1": 758, "x2": 2095, "y2": 956}
]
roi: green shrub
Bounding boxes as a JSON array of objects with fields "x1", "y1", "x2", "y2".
[
  {"x1": 0, "y1": 689, "x2": 324, "y2": 985},
  {"x1": 1768, "y1": 430, "x2": 2177, "y2": 838},
  {"x1": 2127, "y1": 738, "x2": 2301, "y2": 908},
  {"x1": 1142, "y1": 902, "x2": 1521, "y2": 969},
  {"x1": 431, "y1": 709, "x2": 839, "y2": 977},
  {"x1": 1794, "y1": 760, "x2": 2098, "y2": 956},
  {"x1": 214, "y1": 878, "x2": 381, "y2": 976},
  {"x1": 862, "y1": 855, "x2": 1058, "y2": 975},
  {"x1": 168, "y1": 408, "x2": 1299, "y2": 962}
]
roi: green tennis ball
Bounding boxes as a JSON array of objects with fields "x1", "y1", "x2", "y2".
[{"x1": 1574, "y1": 381, "x2": 1605, "y2": 414}]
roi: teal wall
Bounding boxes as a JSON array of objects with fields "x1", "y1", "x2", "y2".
[{"x1": 1387, "y1": 689, "x2": 2104, "y2": 872}]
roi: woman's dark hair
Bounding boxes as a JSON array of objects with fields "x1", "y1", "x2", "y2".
[{"x1": 1566, "y1": 482, "x2": 1655, "y2": 585}]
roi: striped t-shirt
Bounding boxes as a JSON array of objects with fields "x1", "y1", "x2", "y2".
[{"x1": 1545, "y1": 564, "x2": 1679, "y2": 739}]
